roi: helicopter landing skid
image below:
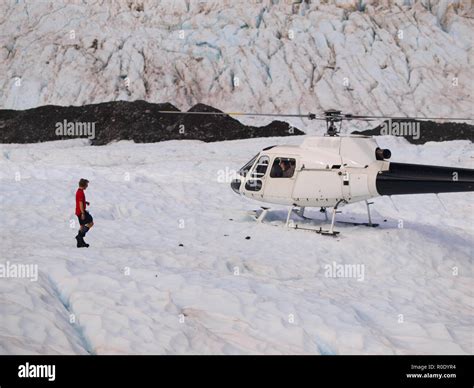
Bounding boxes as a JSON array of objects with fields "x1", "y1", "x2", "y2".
[
  {"x1": 336, "y1": 220, "x2": 379, "y2": 227},
  {"x1": 290, "y1": 224, "x2": 340, "y2": 236},
  {"x1": 252, "y1": 199, "x2": 378, "y2": 236},
  {"x1": 288, "y1": 200, "x2": 345, "y2": 236},
  {"x1": 250, "y1": 205, "x2": 344, "y2": 236},
  {"x1": 293, "y1": 201, "x2": 379, "y2": 228},
  {"x1": 256, "y1": 207, "x2": 270, "y2": 223},
  {"x1": 292, "y1": 212, "x2": 379, "y2": 228}
]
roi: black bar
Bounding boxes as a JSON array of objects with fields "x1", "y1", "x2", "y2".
[{"x1": 0, "y1": 355, "x2": 471, "y2": 387}]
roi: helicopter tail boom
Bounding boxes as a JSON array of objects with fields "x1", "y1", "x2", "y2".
[{"x1": 376, "y1": 163, "x2": 474, "y2": 196}]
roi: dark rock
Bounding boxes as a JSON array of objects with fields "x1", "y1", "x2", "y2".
[
  {"x1": 352, "y1": 119, "x2": 473, "y2": 144},
  {"x1": 0, "y1": 100, "x2": 304, "y2": 145}
]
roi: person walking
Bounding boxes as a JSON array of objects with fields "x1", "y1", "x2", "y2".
[{"x1": 75, "y1": 179, "x2": 94, "y2": 248}]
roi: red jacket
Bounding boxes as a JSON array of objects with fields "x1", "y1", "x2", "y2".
[{"x1": 75, "y1": 188, "x2": 86, "y2": 216}]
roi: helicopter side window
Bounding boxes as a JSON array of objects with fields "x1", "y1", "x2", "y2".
[{"x1": 270, "y1": 158, "x2": 296, "y2": 178}]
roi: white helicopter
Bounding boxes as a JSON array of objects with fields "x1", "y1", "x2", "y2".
[{"x1": 160, "y1": 109, "x2": 474, "y2": 235}]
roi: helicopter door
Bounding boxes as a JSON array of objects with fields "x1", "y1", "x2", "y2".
[
  {"x1": 244, "y1": 155, "x2": 269, "y2": 196},
  {"x1": 292, "y1": 169, "x2": 344, "y2": 205},
  {"x1": 263, "y1": 157, "x2": 297, "y2": 204}
]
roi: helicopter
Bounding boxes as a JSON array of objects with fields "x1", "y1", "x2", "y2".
[{"x1": 159, "y1": 109, "x2": 474, "y2": 236}]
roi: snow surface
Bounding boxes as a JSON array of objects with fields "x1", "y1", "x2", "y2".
[
  {"x1": 1, "y1": 1, "x2": 472, "y2": 132},
  {"x1": 0, "y1": 136, "x2": 472, "y2": 354}
]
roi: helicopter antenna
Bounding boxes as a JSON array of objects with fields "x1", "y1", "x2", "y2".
[
  {"x1": 388, "y1": 196, "x2": 400, "y2": 213},
  {"x1": 435, "y1": 193, "x2": 448, "y2": 212}
]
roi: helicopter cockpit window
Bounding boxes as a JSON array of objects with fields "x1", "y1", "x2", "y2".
[
  {"x1": 251, "y1": 156, "x2": 270, "y2": 178},
  {"x1": 245, "y1": 179, "x2": 263, "y2": 191},
  {"x1": 270, "y1": 158, "x2": 296, "y2": 178},
  {"x1": 238, "y1": 154, "x2": 259, "y2": 177},
  {"x1": 244, "y1": 156, "x2": 269, "y2": 192}
]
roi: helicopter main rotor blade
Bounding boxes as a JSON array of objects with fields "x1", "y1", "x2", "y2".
[
  {"x1": 346, "y1": 114, "x2": 473, "y2": 121},
  {"x1": 157, "y1": 111, "x2": 326, "y2": 120},
  {"x1": 157, "y1": 110, "x2": 473, "y2": 122}
]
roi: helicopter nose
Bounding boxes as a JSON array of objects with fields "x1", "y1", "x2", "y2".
[{"x1": 231, "y1": 178, "x2": 242, "y2": 194}]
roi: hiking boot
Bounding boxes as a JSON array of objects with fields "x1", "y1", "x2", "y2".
[{"x1": 75, "y1": 234, "x2": 89, "y2": 248}]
